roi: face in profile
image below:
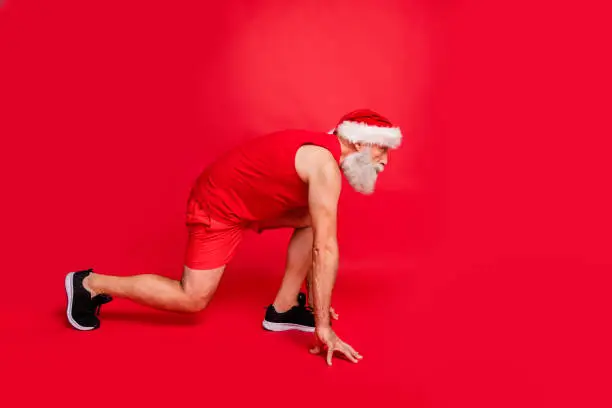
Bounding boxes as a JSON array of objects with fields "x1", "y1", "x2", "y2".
[{"x1": 341, "y1": 145, "x2": 389, "y2": 195}]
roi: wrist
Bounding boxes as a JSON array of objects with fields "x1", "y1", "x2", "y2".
[
  {"x1": 315, "y1": 323, "x2": 332, "y2": 332},
  {"x1": 315, "y1": 313, "x2": 330, "y2": 327}
]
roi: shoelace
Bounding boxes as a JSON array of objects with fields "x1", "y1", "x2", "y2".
[{"x1": 92, "y1": 294, "x2": 113, "y2": 316}]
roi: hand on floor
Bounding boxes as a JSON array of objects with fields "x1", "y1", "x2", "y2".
[{"x1": 309, "y1": 327, "x2": 362, "y2": 366}]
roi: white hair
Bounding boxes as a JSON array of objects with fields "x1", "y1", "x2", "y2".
[{"x1": 340, "y1": 147, "x2": 383, "y2": 195}]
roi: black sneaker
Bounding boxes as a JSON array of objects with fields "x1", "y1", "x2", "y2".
[
  {"x1": 65, "y1": 269, "x2": 113, "y2": 331},
  {"x1": 262, "y1": 292, "x2": 315, "y2": 333}
]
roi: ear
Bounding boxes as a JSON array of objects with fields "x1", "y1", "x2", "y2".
[{"x1": 354, "y1": 142, "x2": 366, "y2": 151}]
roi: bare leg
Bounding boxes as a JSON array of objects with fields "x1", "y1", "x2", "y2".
[
  {"x1": 83, "y1": 266, "x2": 225, "y2": 313},
  {"x1": 273, "y1": 226, "x2": 313, "y2": 312}
]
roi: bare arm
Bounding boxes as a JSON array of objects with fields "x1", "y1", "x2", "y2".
[
  {"x1": 306, "y1": 154, "x2": 341, "y2": 328},
  {"x1": 297, "y1": 145, "x2": 361, "y2": 365}
]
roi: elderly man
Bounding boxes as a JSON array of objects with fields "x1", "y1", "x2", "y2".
[{"x1": 64, "y1": 109, "x2": 402, "y2": 365}]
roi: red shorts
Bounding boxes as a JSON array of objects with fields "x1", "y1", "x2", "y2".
[
  {"x1": 184, "y1": 200, "x2": 308, "y2": 269},
  {"x1": 185, "y1": 200, "x2": 244, "y2": 270}
]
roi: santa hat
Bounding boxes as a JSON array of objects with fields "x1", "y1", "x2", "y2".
[{"x1": 329, "y1": 109, "x2": 402, "y2": 149}]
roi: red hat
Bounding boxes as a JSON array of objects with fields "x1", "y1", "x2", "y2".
[{"x1": 330, "y1": 109, "x2": 402, "y2": 149}]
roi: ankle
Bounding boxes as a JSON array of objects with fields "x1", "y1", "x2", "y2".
[
  {"x1": 82, "y1": 274, "x2": 98, "y2": 297},
  {"x1": 273, "y1": 298, "x2": 297, "y2": 313}
]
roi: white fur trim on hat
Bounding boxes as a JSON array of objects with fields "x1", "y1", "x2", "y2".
[{"x1": 334, "y1": 121, "x2": 402, "y2": 149}]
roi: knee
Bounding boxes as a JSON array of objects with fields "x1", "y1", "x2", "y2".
[
  {"x1": 181, "y1": 294, "x2": 212, "y2": 313},
  {"x1": 179, "y1": 265, "x2": 224, "y2": 313},
  {"x1": 297, "y1": 213, "x2": 311, "y2": 228},
  {"x1": 291, "y1": 217, "x2": 311, "y2": 231}
]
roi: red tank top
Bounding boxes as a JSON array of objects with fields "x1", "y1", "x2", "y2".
[{"x1": 188, "y1": 130, "x2": 342, "y2": 225}]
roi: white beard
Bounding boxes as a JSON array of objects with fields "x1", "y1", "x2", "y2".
[{"x1": 341, "y1": 148, "x2": 384, "y2": 195}]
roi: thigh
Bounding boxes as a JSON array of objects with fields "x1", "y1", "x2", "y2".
[{"x1": 185, "y1": 219, "x2": 244, "y2": 270}]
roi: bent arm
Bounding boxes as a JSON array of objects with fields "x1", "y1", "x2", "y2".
[{"x1": 307, "y1": 158, "x2": 341, "y2": 329}]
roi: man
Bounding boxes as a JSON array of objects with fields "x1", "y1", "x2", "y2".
[{"x1": 64, "y1": 109, "x2": 402, "y2": 365}]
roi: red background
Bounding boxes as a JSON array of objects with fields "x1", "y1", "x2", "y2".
[{"x1": 1, "y1": 1, "x2": 610, "y2": 407}]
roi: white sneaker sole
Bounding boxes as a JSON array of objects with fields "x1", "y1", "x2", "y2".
[
  {"x1": 262, "y1": 320, "x2": 315, "y2": 333},
  {"x1": 65, "y1": 272, "x2": 96, "y2": 331}
]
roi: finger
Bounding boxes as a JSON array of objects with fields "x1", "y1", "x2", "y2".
[
  {"x1": 330, "y1": 308, "x2": 339, "y2": 320},
  {"x1": 338, "y1": 341, "x2": 362, "y2": 361},
  {"x1": 341, "y1": 348, "x2": 359, "y2": 363},
  {"x1": 309, "y1": 336, "x2": 323, "y2": 355},
  {"x1": 345, "y1": 343, "x2": 363, "y2": 359},
  {"x1": 326, "y1": 347, "x2": 334, "y2": 366}
]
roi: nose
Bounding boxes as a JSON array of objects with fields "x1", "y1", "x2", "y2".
[{"x1": 379, "y1": 152, "x2": 388, "y2": 166}]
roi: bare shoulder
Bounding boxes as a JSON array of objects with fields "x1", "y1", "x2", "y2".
[{"x1": 295, "y1": 144, "x2": 340, "y2": 183}]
